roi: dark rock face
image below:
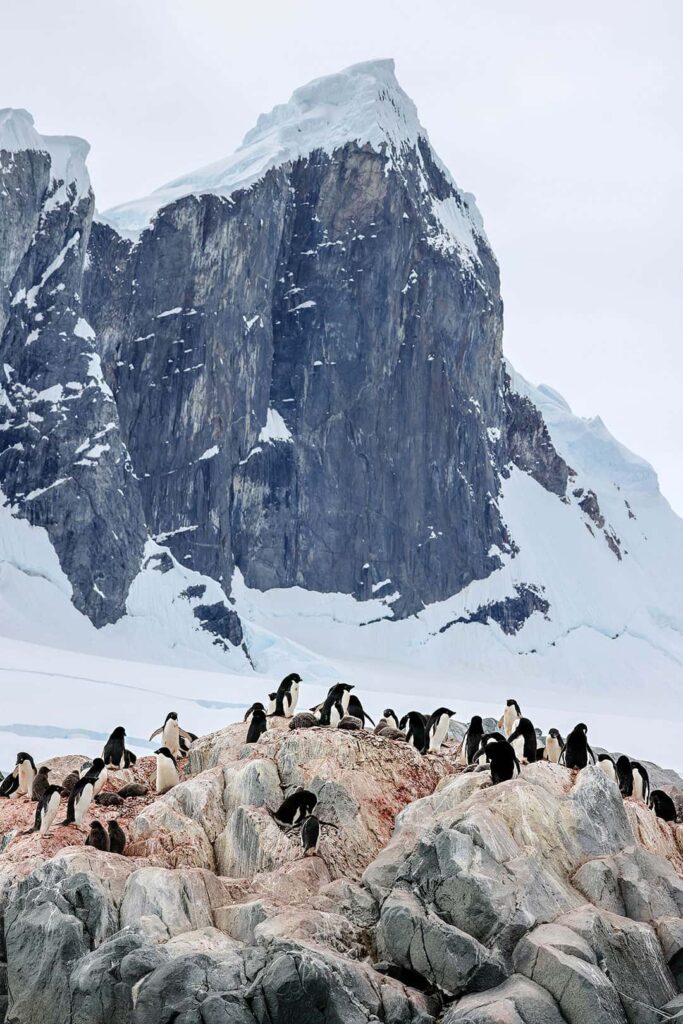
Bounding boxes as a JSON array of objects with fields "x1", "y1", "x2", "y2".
[{"x1": 439, "y1": 583, "x2": 550, "y2": 636}]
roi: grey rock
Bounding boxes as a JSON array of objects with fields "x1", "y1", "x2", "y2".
[{"x1": 445, "y1": 974, "x2": 567, "y2": 1024}]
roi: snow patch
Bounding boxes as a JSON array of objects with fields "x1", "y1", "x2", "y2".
[{"x1": 258, "y1": 408, "x2": 293, "y2": 444}]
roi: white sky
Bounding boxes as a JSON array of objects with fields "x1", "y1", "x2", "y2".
[{"x1": 2, "y1": 0, "x2": 681, "y2": 511}]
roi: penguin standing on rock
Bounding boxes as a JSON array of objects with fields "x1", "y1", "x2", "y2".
[
  {"x1": 274, "y1": 673, "x2": 302, "y2": 718},
  {"x1": 426, "y1": 708, "x2": 455, "y2": 752},
  {"x1": 399, "y1": 712, "x2": 428, "y2": 754},
  {"x1": 649, "y1": 790, "x2": 677, "y2": 822},
  {"x1": 383, "y1": 709, "x2": 400, "y2": 731},
  {"x1": 246, "y1": 708, "x2": 267, "y2": 744},
  {"x1": 149, "y1": 712, "x2": 193, "y2": 758},
  {"x1": 108, "y1": 820, "x2": 127, "y2": 855},
  {"x1": 87, "y1": 758, "x2": 108, "y2": 797},
  {"x1": 155, "y1": 747, "x2": 179, "y2": 794},
  {"x1": 543, "y1": 729, "x2": 564, "y2": 765},
  {"x1": 267, "y1": 693, "x2": 278, "y2": 715},
  {"x1": 598, "y1": 754, "x2": 617, "y2": 782},
  {"x1": 61, "y1": 772, "x2": 97, "y2": 825},
  {"x1": 31, "y1": 766, "x2": 51, "y2": 802},
  {"x1": 85, "y1": 821, "x2": 110, "y2": 851},
  {"x1": 102, "y1": 727, "x2": 127, "y2": 769},
  {"x1": 314, "y1": 684, "x2": 354, "y2": 717},
  {"x1": 560, "y1": 724, "x2": 595, "y2": 770},
  {"x1": 318, "y1": 696, "x2": 344, "y2": 727},
  {"x1": 508, "y1": 717, "x2": 538, "y2": 764},
  {"x1": 301, "y1": 814, "x2": 320, "y2": 856},
  {"x1": 616, "y1": 755, "x2": 634, "y2": 797},
  {"x1": 270, "y1": 789, "x2": 317, "y2": 826},
  {"x1": 30, "y1": 785, "x2": 63, "y2": 835},
  {"x1": 498, "y1": 700, "x2": 522, "y2": 738},
  {"x1": 462, "y1": 716, "x2": 485, "y2": 765},
  {"x1": 0, "y1": 753, "x2": 37, "y2": 799},
  {"x1": 347, "y1": 695, "x2": 375, "y2": 727},
  {"x1": 244, "y1": 702, "x2": 265, "y2": 724},
  {"x1": 631, "y1": 762, "x2": 650, "y2": 802},
  {"x1": 473, "y1": 738, "x2": 520, "y2": 784}
]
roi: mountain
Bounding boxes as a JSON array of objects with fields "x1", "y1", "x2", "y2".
[{"x1": 1, "y1": 61, "x2": 682, "y2": 726}]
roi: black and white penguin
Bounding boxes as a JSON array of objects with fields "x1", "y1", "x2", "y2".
[
  {"x1": 88, "y1": 758, "x2": 108, "y2": 797},
  {"x1": 179, "y1": 731, "x2": 198, "y2": 755},
  {"x1": 85, "y1": 820, "x2": 110, "y2": 851},
  {"x1": 649, "y1": 790, "x2": 677, "y2": 822},
  {"x1": 399, "y1": 712, "x2": 428, "y2": 754},
  {"x1": 383, "y1": 709, "x2": 400, "y2": 731},
  {"x1": 508, "y1": 717, "x2": 538, "y2": 764},
  {"x1": 318, "y1": 696, "x2": 344, "y2": 727},
  {"x1": 271, "y1": 789, "x2": 318, "y2": 826},
  {"x1": 499, "y1": 700, "x2": 522, "y2": 738},
  {"x1": 155, "y1": 747, "x2": 179, "y2": 794},
  {"x1": 0, "y1": 768, "x2": 19, "y2": 799},
  {"x1": 425, "y1": 708, "x2": 455, "y2": 752},
  {"x1": 347, "y1": 695, "x2": 375, "y2": 727},
  {"x1": 616, "y1": 755, "x2": 634, "y2": 796},
  {"x1": 107, "y1": 820, "x2": 127, "y2": 855},
  {"x1": 561, "y1": 724, "x2": 595, "y2": 770},
  {"x1": 543, "y1": 729, "x2": 564, "y2": 765},
  {"x1": 246, "y1": 708, "x2": 267, "y2": 744},
  {"x1": 301, "y1": 814, "x2": 321, "y2": 856},
  {"x1": 62, "y1": 773, "x2": 96, "y2": 825},
  {"x1": 289, "y1": 712, "x2": 319, "y2": 730},
  {"x1": 315, "y1": 683, "x2": 354, "y2": 716},
  {"x1": 31, "y1": 784, "x2": 63, "y2": 835},
  {"x1": 473, "y1": 738, "x2": 520, "y2": 784},
  {"x1": 598, "y1": 753, "x2": 617, "y2": 783},
  {"x1": 31, "y1": 766, "x2": 51, "y2": 802},
  {"x1": 8, "y1": 752, "x2": 37, "y2": 798},
  {"x1": 631, "y1": 761, "x2": 650, "y2": 802},
  {"x1": 149, "y1": 712, "x2": 193, "y2": 758},
  {"x1": 461, "y1": 716, "x2": 485, "y2": 765},
  {"x1": 274, "y1": 673, "x2": 302, "y2": 718},
  {"x1": 244, "y1": 702, "x2": 265, "y2": 723},
  {"x1": 102, "y1": 727, "x2": 127, "y2": 769}
]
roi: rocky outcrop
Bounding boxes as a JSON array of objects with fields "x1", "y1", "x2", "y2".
[{"x1": 0, "y1": 718, "x2": 681, "y2": 1023}]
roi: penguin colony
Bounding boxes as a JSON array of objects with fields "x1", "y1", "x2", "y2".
[{"x1": 0, "y1": 679, "x2": 679, "y2": 863}]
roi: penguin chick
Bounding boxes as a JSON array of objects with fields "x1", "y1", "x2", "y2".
[
  {"x1": 118, "y1": 783, "x2": 149, "y2": 799},
  {"x1": 107, "y1": 820, "x2": 127, "y2": 855},
  {"x1": 301, "y1": 815, "x2": 320, "y2": 856},
  {"x1": 338, "y1": 715, "x2": 363, "y2": 730},
  {"x1": 246, "y1": 708, "x2": 267, "y2": 743},
  {"x1": 376, "y1": 727, "x2": 407, "y2": 741},
  {"x1": 288, "y1": 712, "x2": 318, "y2": 730},
  {"x1": 85, "y1": 820, "x2": 110, "y2": 851},
  {"x1": 60, "y1": 771, "x2": 80, "y2": 796},
  {"x1": 31, "y1": 766, "x2": 51, "y2": 802},
  {"x1": 95, "y1": 793, "x2": 124, "y2": 808},
  {"x1": 102, "y1": 726, "x2": 127, "y2": 769},
  {"x1": 155, "y1": 747, "x2": 179, "y2": 794}
]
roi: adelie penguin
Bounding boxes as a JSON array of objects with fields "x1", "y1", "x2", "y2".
[
  {"x1": 649, "y1": 789, "x2": 677, "y2": 823},
  {"x1": 102, "y1": 726, "x2": 127, "y2": 769},
  {"x1": 0, "y1": 752, "x2": 37, "y2": 799},
  {"x1": 246, "y1": 707, "x2": 267, "y2": 744},
  {"x1": 598, "y1": 753, "x2": 617, "y2": 783},
  {"x1": 616, "y1": 755, "x2": 634, "y2": 797},
  {"x1": 630, "y1": 761, "x2": 650, "y2": 802},
  {"x1": 274, "y1": 673, "x2": 302, "y2": 718},
  {"x1": 560, "y1": 724, "x2": 595, "y2": 770},
  {"x1": 314, "y1": 683, "x2": 354, "y2": 717},
  {"x1": 462, "y1": 716, "x2": 485, "y2": 765},
  {"x1": 244, "y1": 702, "x2": 265, "y2": 724},
  {"x1": 270, "y1": 789, "x2": 317, "y2": 826},
  {"x1": 85, "y1": 820, "x2": 110, "y2": 851},
  {"x1": 399, "y1": 712, "x2": 428, "y2": 754},
  {"x1": 155, "y1": 747, "x2": 179, "y2": 794},
  {"x1": 318, "y1": 696, "x2": 344, "y2": 727},
  {"x1": 26, "y1": 785, "x2": 64, "y2": 836},
  {"x1": 61, "y1": 770, "x2": 98, "y2": 825},
  {"x1": 498, "y1": 700, "x2": 521, "y2": 738},
  {"x1": 149, "y1": 712, "x2": 194, "y2": 758},
  {"x1": 347, "y1": 694, "x2": 375, "y2": 728},
  {"x1": 383, "y1": 709, "x2": 399, "y2": 731},
  {"x1": 543, "y1": 729, "x2": 564, "y2": 765},
  {"x1": 425, "y1": 708, "x2": 455, "y2": 752},
  {"x1": 108, "y1": 820, "x2": 127, "y2": 855},
  {"x1": 88, "y1": 758, "x2": 108, "y2": 797},
  {"x1": 301, "y1": 814, "x2": 321, "y2": 857},
  {"x1": 31, "y1": 765, "x2": 51, "y2": 802},
  {"x1": 473, "y1": 738, "x2": 520, "y2": 784},
  {"x1": 508, "y1": 717, "x2": 538, "y2": 764}
]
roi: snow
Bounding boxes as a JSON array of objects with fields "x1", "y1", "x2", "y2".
[
  {"x1": 288, "y1": 300, "x2": 317, "y2": 312},
  {"x1": 0, "y1": 108, "x2": 90, "y2": 204},
  {"x1": 73, "y1": 316, "x2": 95, "y2": 340},
  {"x1": 12, "y1": 233, "x2": 80, "y2": 309},
  {"x1": 100, "y1": 59, "x2": 486, "y2": 266},
  {"x1": 198, "y1": 445, "x2": 220, "y2": 461},
  {"x1": 156, "y1": 307, "x2": 183, "y2": 318},
  {"x1": 258, "y1": 408, "x2": 293, "y2": 444}
]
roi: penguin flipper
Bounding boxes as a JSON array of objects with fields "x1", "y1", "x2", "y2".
[
  {"x1": 178, "y1": 727, "x2": 194, "y2": 742},
  {"x1": 148, "y1": 726, "x2": 163, "y2": 742},
  {"x1": 588, "y1": 744, "x2": 596, "y2": 764}
]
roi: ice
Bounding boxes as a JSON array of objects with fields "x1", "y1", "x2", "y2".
[{"x1": 258, "y1": 408, "x2": 293, "y2": 444}]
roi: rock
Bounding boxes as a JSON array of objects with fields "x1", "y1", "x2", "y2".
[
  {"x1": 656, "y1": 917, "x2": 683, "y2": 988},
  {"x1": 445, "y1": 974, "x2": 567, "y2": 1024},
  {"x1": 119, "y1": 866, "x2": 227, "y2": 939}
]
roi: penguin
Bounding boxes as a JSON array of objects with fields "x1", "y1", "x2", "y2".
[
  {"x1": 425, "y1": 708, "x2": 455, "y2": 752},
  {"x1": 376, "y1": 727, "x2": 407, "y2": 741},
  {"x1": 274, "y1": 673, "x2": 302, "y2": 718},
  {"x1": 60, "y1": 770, "x2": 80, "y2": 796},
  {"x1": 399, "y1": 712, "x2": 428, "y2": 754},
  {"x1": 462, "y1": 715, "x2": 485, "y2": 765},
  {"x1": 107, "y1": 820, "x2": 127, "y2": 855},
  {"x1": 383, "y1": 709, "x2": 400, "y2": 731},
  {"x1": 85, "y1": 821, "x2": 110, "y2": 851},
  {"x1": 598, "y1": 753, "x2": 617, "y2": 783},
  {"x1": 288, "y1": 712, "x2": 319, "y2": 730},
  {"x1": 62, "y1": 773, "x2": 96, "y2": 825},
  {"x1": 266, "y1": 692, "x2": 278, "y2": 716},
  {"x1": 0, "y1": 768, "x2": 19, "y2": 799},
  {"x1": 616, "y1": 755, "x2": 634, "y2": 797},
  {"x1": 102, "y1": 726, "x2": 127, "y2": 769},
  {"x1": 179, "y1": 731, "x2": 198, "y2": 755},
  {"x1": 149, "y1": 712, "x2": 193, "y2": 758},
  {"x1": 560, "y1": 724, "x2": 595, "y2": 770},
  {"x1": 498, "y1": 700, "x2": 522, "y2": 738},
  {"x1": 88, "y1": 758, "x2": 108, "y2": 797},
  {"x1": 649, "y1": 789, "x2": 677, "y2": 823},
  {"x1": 271, "y1": 789, "x2": 318, "y2": 826},
  {"x1": 318, "y1": 696, "x2": 344, "y2": 727},
  {"x1": 124, "y1": 749, "x2": 137, "y2": 768},
  {"x1": 543, "y1": 729, "x2": 564, "y2": 765},
  {"x1": 118, "y1": 782, "x2": 149, "y2": 799},
  {"x1": 31, "y1": 766, "x2": 51, "y2": 802},
  {"x1": 508, "y1": 717, "x2": 538, "y2": 764},
  {"x1": 244, "y1": 702, "x2": 265, "y2": 723},
  {"x1": 301, "y1": 814, "x2": 320, "y2": 856},
  {"x1": 155, "y1": 747, "x2": 179, "y2": 794},
  {"x1": 79, "y1": 760, "x2": 93, "y2": 778},
  {"x1": 374, "y1": 718, "x2": 389, "y2": 734},
  {"x1": 31, "y1": 784, "x2": 63, "y2": 835},
  {"x1": 631, "y1": 761, "x2": 650, "y2": 802},
  {"x1": 246, "y1": 707, "x2": 267, "y2": 744},
  {"x1": 347, "y1": 695, "x2": 375, "y2": 727},
  {"x1": 472, "y1": 738, "x2": 520, "y2": 784},
  {"x1": 314, "y1": 683, "x2": 354, "y2": 716},
  {"x1": 338, "y1": 715, "x2": 363, "y2": 730},
  {"x1": 11, "y1": 752, "x2": 37, "y2": 798}
]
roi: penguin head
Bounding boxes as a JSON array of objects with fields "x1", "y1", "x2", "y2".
[
  {"x1": 90, "y1": 758, "x2": 105, "y2": 772},
  {"x1": 16, "y1": 752, "x2": 36, "y2": 768},
  {"x1": 165, "y1": 712, "x2": 178, "y2": 723},
  {"x1": 37, "y1": 766, "x2": 50, "y2": 777},
  {"x1": 112, "y1": 726, "x2": 126, "y2": 737},
  {"x1": 506, "y1": 700, "x2": 521, "y2": 714},
  {"x1": 155, "y1": 746, "x2": 177, "y2": 764},
  {"x1": 283, "y1": 672, "x2": 302, "y2": 685},
  {"x1": 383, "y1": 708, "x2": 397, "y2": 719},
  {"x1": 548, "y1": 728, "x2": 562, "y2": 739},
  {"x1": 575, "y1": 723, "x2": 588, "y2": 735},
  {"x1": 268, "y1": 692, "x2": 277, "y2": 701},
  {"x1": 90, "y1": 820, "x2": 107, "y2": 835},
  {"x1": 470, "y1": 715, "x2": 483, "y2": 727}
]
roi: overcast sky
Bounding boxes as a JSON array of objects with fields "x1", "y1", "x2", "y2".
[{"x1": 3, "y1": 0, "x2": 681, "y2": 511}]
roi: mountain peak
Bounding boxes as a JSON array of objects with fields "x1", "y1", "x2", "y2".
[
  {"x1": 0, "y1": 106, "x2": 90, "y2": 201},
  {"x1": 101, "y1": 59, "x2": 429, "y2": 237}
]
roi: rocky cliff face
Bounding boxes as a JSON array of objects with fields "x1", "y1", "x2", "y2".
[{"x1": 0, "y1": 719, "x2": 682, "y2": 1023}]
